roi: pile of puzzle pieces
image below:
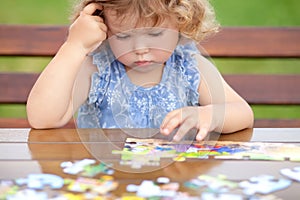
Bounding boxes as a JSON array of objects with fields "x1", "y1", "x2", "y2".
[
  {"x1": 0, "y1": 159, "x2": 119, "y2": 199},
  {"x1": 1, "y1": 157, "x2": 300, "y2": 199}
]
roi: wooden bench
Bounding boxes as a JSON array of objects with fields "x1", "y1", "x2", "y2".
[{"x1": 1, "y1": 25, "x2": 300, "y2": 128}]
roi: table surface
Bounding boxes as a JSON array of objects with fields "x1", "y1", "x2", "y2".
[{"x1": 1, "y1": 128, "x2": 300, "y2": 199}]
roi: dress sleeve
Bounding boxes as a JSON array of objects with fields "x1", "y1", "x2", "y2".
[
  {"x1": 87, "y1": 43, "x2": 115, "y2": 106},
  {"x1": 174, "y1": 42, "x2": 201, "y2": 105},
  {"x1": 77, "y1": 44, "x2": 115, "y2": 128}
]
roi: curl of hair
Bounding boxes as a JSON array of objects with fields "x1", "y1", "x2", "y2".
[{"x1": 71, "y1": 0, "x2": 219, "y2": 42}]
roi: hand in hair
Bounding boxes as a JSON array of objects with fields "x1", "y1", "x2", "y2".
[{"x1": 67, "y1": 3, "x2": 107, "y2": 53}]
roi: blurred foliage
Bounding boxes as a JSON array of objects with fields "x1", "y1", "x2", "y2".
[{"x1": 211, "y1": 0, "x2": 300, "y2": 26}]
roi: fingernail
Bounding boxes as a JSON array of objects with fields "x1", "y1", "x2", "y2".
[
  {"x1": 196, "y1": 134, "x2": 203, "y2": 141},
  {"x1": 162, "y1": 128, "x2": 169, "y2": 135},
  {"x1": 173, "y1": 135, "x2": 180, "y2": 142}
]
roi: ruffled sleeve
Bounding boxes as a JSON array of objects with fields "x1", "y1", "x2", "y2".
[
  {"x1": 87, "y1": 43, "x2": 115, "y2": 106},
  {"x1": 77, "y1": 43, "x2": 116, "y2": 128},
  {"x1": 170, "y1": 42, "x2": 201, "y2": 105}
]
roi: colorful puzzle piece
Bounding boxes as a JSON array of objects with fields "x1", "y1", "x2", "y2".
[
  {"x1": 280, "y1": 166, "x2": 300, "y2": 182},
  {"x1": 184, "y1": 174, "x2": 238, "y2": 193},
  {"x1": 112, "y1": 138, "x2": 177, "y2": 168},
  {"x1": 15, "y1": 174, "x2": 64, "y2": 190},
  {"x1": 60, "y1": 159, "x2": 114, "y2": 177},
  {"x1": 82, "y1": 163, "x2": 115, "y2": 177},
  {"x1": 239, "y1": 175, "x2": 292, "y2": 195},
  {"x1": 201, "y1": 192, "x2": 243, "y2": 200},
  {"x1": 5, "y1": 189, "x2": 48, "y2": 200},
  {"x1": 126, "y1": 178, "x2": 180, "y2": 198},
  {"x1": 0, "y1": 180, "x2": 18, "y2": 199},
  {"x1": 61, "y1": 159, "x2": 96, "y2": 175},
  {"x1": 65, "y1": 176, "x2": 118, "y2": 195}
]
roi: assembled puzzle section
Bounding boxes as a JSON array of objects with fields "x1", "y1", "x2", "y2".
[{"x1": 113, "y1": 138, "x2": 300, "y2": 169}]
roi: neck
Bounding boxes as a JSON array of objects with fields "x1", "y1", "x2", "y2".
[{"x1": 125, "y1": 64, "x2": 164, "y2": 88}]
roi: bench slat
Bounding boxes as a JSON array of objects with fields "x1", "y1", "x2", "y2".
[
  {"x1": 1, "y1": 25, "x2": 300, "y2": 58},
  {"x1": 1, "y1": 73, "x2": 300, "y2": 105},
  {"x1": 200, "y1": 27, "x2": 300, "y2": 58},
  {"x1": 0, "y1": 25, "x2": 67, "y2": 56},
  {"x1": 0, "y1": 73, "x2": 39, "y2": 103},
  {"x1": 224, "y1": 74, "x2": 300, "y2": 105}
]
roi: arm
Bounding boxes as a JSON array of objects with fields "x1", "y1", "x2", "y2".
[
  {"x1": 26, "y1": 3, "x2": 106, "y2": 129},
  {"x1": 196, "y1": 54, "x2": 254, "y2": 133},
  {"x1": 161, "y1": 54, "x2": 254, "y2": 141}
]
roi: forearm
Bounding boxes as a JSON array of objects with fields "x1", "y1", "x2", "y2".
[
  {"x1": 26, "y1": 42, "x2": 88, "y2": 128},
  {"x1": 213, "y1": 100, "x2": 254, "y2": 133}
]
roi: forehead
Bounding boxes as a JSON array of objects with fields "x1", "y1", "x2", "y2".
[{"x1": 104, "y1": 9, "x2": 177, "y2": 33}]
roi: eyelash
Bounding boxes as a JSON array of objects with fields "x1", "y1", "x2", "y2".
[
  {"x1": 115, "y1": 34, "x2": 130, "y2": 40},
  {"x1": 149, "y1": 31, "x2": 163, "y2": 37},
  {"x1": 115, "y1": 31, "x2": 164, "y2": 40}
]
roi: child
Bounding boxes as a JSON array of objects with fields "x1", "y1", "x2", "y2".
[{"x1": 26, "y1": 0, "x2": 254, "y2": 141}]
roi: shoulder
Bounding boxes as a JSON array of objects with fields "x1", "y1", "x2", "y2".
[
  {"x1": 165, "y1": 42, "x2": 201, "y2": 91},
  {"x1": 171, "y1": 42, "x2": 200, "y2": 71},
  {"x1": 170, "y1": 42, "x2": 201, "y2": 76},
  {"x1": 174, "y1": 41, "x2": 200, "y2": 58}
]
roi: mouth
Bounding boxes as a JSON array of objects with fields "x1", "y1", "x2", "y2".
[{"x1": 134, "y1": 60, "x2": 153, "y2": 67}]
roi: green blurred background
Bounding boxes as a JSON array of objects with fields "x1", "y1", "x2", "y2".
[{"x1": 0, "y1": 0, "x2": 300, "y2": 120}]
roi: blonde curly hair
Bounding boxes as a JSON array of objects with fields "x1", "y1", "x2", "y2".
[{"x1": 71, "y1": 0, "x2": 219, "y2": 42}]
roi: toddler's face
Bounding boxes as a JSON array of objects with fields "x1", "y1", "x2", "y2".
[{"x1": 104, "y1": 9, "x2": 179, "y2": 72}]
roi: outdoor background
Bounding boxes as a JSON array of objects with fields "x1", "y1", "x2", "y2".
[{"x1": 0, "y1": 0, "x2": 300, "y2": 120}]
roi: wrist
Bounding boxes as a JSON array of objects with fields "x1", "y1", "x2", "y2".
[
  {"x1": 63, "y1": 40, "x2": 91, "y2": 56},
  {"x1": 199, "y1": 104, "x2": 224, "y2": 132}
]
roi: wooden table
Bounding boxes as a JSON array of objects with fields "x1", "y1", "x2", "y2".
[{"x1": 1, "y1": 128, "x2": 300, "y2": 199}]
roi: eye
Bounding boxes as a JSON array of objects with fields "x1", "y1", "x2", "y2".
[
  {"x1": 148, "y1": 30, "x2": 164, "y2": 37},
  {"x1": 115, "y1": 33, "x2": 130, "y2": 40}
]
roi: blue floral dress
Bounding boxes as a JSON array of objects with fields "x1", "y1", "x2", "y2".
[{"x1": 77, "y1": 42, "x2": 201, "y2": 128}]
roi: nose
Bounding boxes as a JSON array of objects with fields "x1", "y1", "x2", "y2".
[
  {"x1": 133, "y1": 36, "x2": 150, "y2": 55},
  {"x1": 134, "y1": 47, "x2": 150, "y2": 55}
]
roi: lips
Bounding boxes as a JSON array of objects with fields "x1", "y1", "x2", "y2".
[{"x1": 134, "y1": 61, "x2": 152, "y2": 66}]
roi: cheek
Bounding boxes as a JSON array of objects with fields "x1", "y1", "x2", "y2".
[
  {"x1": 108, "y1": 39, "x2": 133, "y2": 59},
  {"x1": 116, "y1": 53, "x2": 134, "y2": 66},
  {"x1": 152, "y1": 50, "x2": 173, "y2": 62}
]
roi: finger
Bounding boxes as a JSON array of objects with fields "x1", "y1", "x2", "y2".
[
  {"x1": 98, "y1": 22, "x2": 108, "y2": 33},
  {"x1": 160, "y1": 110, "x2": 183, "y2": 135},
  {"x1": 173, "y1": 121, "x2": 193, "y2": 142},
  {"x1": 83, "y1": 3, "x2": 103, "y2": 16},
  {"x1": 161, "y1": 109, "x2": 183, "y2": 129},
  {"x1": 196, "y1": 126, "x2": 209, "y2": 141},
  {"x1": 92, "y1": 15, "x2": 105, "y2": 23}
]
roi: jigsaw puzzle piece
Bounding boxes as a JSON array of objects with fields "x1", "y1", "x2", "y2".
[
  {"x1": 15, "y1": 174, "x2": 64, "y2": 189},
  {"x1": 239, "y1": 175, "x2": 291, "y2": 195},
  {"x1": 61, "y1": 159, "x2": 96, "y2": 175},
  {"x1": 280, "y1": 166, "x2": 300, "y2": 182}
]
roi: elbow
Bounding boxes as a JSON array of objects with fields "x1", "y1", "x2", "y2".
[
  {"x1": 26, "y1": 103, "x2": 71, "y2": 129},
  {"x1": 27, "y1": 116, "x2": 63, "y2": 129},
  {"x1": 26, "y1": 110, "x2": 66, "y2": 130},
  {"x1": 221, "y1": 101, "x2": 254, "y2": 134},
  {"x1": 28, "y1": 118, "x2": 68, "y2": 129},
  {"x1": 246, "y1": 103, "x2": 255, "y2": 129}
]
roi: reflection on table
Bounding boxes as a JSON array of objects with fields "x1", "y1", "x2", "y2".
[{"x1": 0, "y1": 128, "x2": 300, "y2": 199}]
